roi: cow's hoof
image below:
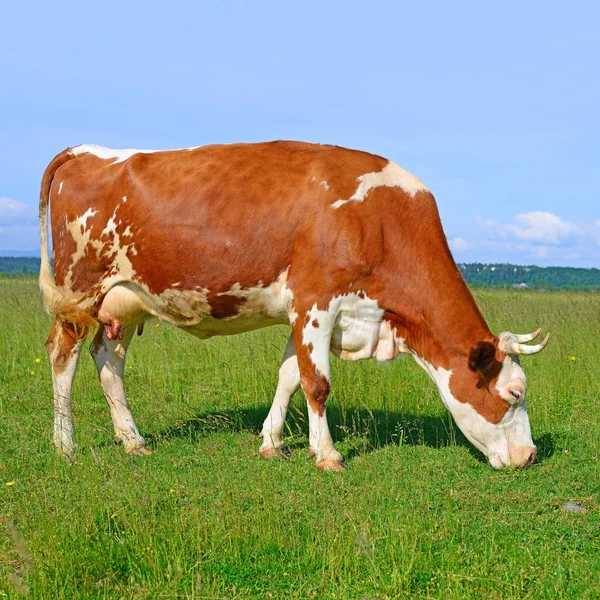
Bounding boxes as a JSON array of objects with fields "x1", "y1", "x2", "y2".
[
  {"x1": 259, "y1": 446, "x2": 291, "y2": 460},
  {"x1": 316, "y1": 457, "x2": 347, "y2": 472},
  {"x1": 52, "y1": 440, "x2": 76, "y2": 463},
  {"x1": 124, "y1": 441, "x2": 152, "y2": 456}
]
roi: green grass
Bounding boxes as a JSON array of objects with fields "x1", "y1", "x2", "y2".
[{"x1": 0, "y1": 279, "x2": 599, "y2": 599}]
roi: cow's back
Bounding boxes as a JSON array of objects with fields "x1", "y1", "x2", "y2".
[{"x1": 50, "y1": 142, "x2": 389, "y2": 295}]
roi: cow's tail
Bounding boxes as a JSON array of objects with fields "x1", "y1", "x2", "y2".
[{"x1": 39, "y1": 149, "x2": 95, "y2": 327}]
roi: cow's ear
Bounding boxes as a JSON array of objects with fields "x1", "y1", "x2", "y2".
[{"x1": 468, "y1": 341, "x2": 497, "y2": 374}]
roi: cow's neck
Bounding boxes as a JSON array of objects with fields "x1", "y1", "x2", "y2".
[{"x1": 380, "y1": 259, "x2": 493, "y2": 369}]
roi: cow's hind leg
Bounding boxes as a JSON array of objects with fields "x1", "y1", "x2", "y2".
[
  {"x1": 259, "y1": 334, "x2": 300, "y2": 459},
  {"x1": 293, "y1": 302, "x2": 346, "y2": 471},
  {"x1": 90, "y1": 325, "x2": 150, "y2": 455},
  {"x1": 45, "y1": 317, "x2": 89, "y2": 460}
]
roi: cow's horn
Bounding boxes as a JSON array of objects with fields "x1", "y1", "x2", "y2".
[
  {"x1": 514, "y1": 328, "x2": 542, "y2": 343},
  {"x1": 498, "y1": 331, "x2": 550, "y2": 355}
]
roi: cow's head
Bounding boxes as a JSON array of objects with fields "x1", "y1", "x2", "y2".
[{"x1": 413, "y1": 329, "x2": 549, "y2": 469}]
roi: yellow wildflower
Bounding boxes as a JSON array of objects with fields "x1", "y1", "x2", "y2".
[
  {"x1": 35, "y1": 358, "x2": 41, "y2": 363},
  {"x1": 30, "y1": 370, "x2": 35, "y2": 375},
  {"x1": 169, "y1": 488, "x2": 175, "y2": 493},
  {"x1": 5, "y1": 481, "x2": 14, "y2": 487}
]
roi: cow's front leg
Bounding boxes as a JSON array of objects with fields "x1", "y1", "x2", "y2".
[
  {"x1": 259, "y1": 334, "x2": 300, "y2": 459},
  {"x1": 90, "y1": 325, "x2": 150, "y2": 455},
  {"x1": 45, "y1": 318, "x2": 89, "y2": 460},
  {"x1": 293, "y1": 303, "x2": 346, "y2": 471}
]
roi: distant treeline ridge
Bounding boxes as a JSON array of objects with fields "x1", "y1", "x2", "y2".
[{"x1": 1, "y1": 257, "x2": 599, "y2": 290}]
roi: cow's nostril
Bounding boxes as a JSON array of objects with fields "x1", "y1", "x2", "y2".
[{"x1": 526, "y1": 450, "x2": 536, "y2": 467}]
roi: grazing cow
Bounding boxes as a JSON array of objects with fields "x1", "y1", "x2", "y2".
[{"x1": 39, "y1": 141, "x2": 549, "y2": 469}]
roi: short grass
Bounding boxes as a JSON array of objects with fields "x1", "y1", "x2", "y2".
[{"x1": 0, "y1": 279, "x2": 599, "y2": 599}]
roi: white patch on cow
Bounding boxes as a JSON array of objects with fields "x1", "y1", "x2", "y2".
[
  {"x1": 301, "y1": 303, "x2": 339, "y2": 378},
  {"x1": 495, "y1": 355, "x2": 528, "y2": 403},
  {"x1": 412, "y1": 356, "x2": 534, "y2": 469},
  {"x1": 122, "y1": 225, "x2": 133, "y2": 238},
  {"x1": 49, "y1": 337, "x2": 85, "y2": 457},
  {"x1": 302, "y1": 292, "x2": 408, "y2": 374},
  {"x1": 70, "y1": 144, "x2": 199, "y2": 164},
  {"x1": 320, "y1": 180, "x2": 329, "y2": 191},
  {"x1": 63, "y1": 201, "x2": 139, "y2": 307},
  {"x1": 102, "y1": 216, "x2": 118, "y2": 236},
  {"x1": 102, "y1": 196, "x2": 128, "y2": 237},
  {"x1": 259, "y1": 335, "x2": 300, "y2": 453},
  {"x1": 329, "y1": 293, "x2": 408, "y2": 362},
  {"x1": 307, "y1": 401, "x2": 343, "y2": 466},
  {"x1": 179, "y1": 268, "x2": 297, "y2": 336},
  {"x1": 90, "y1": 326, "x2": 147, "y2": 452},
  {"x1": 331, "y1": 161, "x2": 429, "y2": 209},
  {"x1": 63, "y1": 209, "x2": 99, "y2": 291},
  {"x1": 158, "y1": 288, "x2": 212, "y2": 325},
  {"x1": 58, "y1": 181, "x2": 63, "y2": 195}
]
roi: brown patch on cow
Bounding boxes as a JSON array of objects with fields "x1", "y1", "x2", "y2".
[
  {"x1": 207, "y1": 292, "x2": 243, "y2": 319},
  {"x1": 89, "y1": 326, "x2": 108, "y2": 357},
  {"x1": 468, "y1": 341, "x2": 503, "y2": 382},
  {"x1": 304, "y1": 374, "x2": 330, "y2": 417},
  {"x1": 311, "y1": 318, "x2": 319, "y2": 328},
  {"x1": 448, "y1": 346, "x2": 510, "y2": 424},
  {"x1": 45, "y1": 318, "x2": 89, "y2": 374}
]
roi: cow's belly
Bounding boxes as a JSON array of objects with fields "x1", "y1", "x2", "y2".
[{"x1": 96, "y1": 275, "x2": 293, "y2": 338}]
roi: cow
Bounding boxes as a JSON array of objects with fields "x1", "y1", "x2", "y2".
[{"x1": 39, "y1": 141, "x2": 549, "y2": 470}]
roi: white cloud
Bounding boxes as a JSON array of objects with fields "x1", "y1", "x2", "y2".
[
  {"x1": 463, "y1": 212, "x2": 600, "y2": 266},
  {"x1": 0, "y1": 197, "x2": 38, "y2": 227},
  {"x1": 501, "y1": 212, "x2": 582, "y2": 245},
  {"x1": 0, "y1": 197, "x2": 40, "y2": 252},
  {"x1": 450, "y1": 236, "x2": 471, "y2": 253}
]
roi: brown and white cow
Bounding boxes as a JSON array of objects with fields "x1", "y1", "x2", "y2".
[{"x1": 39, "y1": 141, "x2": 549, "y2": 469}]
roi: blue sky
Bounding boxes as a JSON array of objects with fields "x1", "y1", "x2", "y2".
[{"x1": 1, "y1": 1, "x2": 598, "y2": 266}]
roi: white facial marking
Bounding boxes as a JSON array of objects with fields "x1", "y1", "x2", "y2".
[
  {"x1": 495, "y1": 356, "x2": 527, "y2": 403},
  {"x1": 412, "y1": 356, "x2": 533, "y2": 469},
  {"x1": 331, "y1": 161, "x2": 429, "y2": 209}
]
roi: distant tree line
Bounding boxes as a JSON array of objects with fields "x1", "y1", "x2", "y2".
[
  {"x1": 458, "y1": 263, "x2": 600, "y2": 290},
  {"x1": 1, "y1": 257, "x2": 600, "y2": 290},
  {"x1": 0, "y1": 257, "x2": 40, "y2": 276}
]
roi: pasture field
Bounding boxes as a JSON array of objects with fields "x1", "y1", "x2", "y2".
[{"x1": 0, "y1": 278, "x2": 599, "y2": 599}]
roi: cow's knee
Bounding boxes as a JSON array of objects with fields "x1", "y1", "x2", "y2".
[{"x1": 302, "y1": 373, "x2": 330, "y2": 416}]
